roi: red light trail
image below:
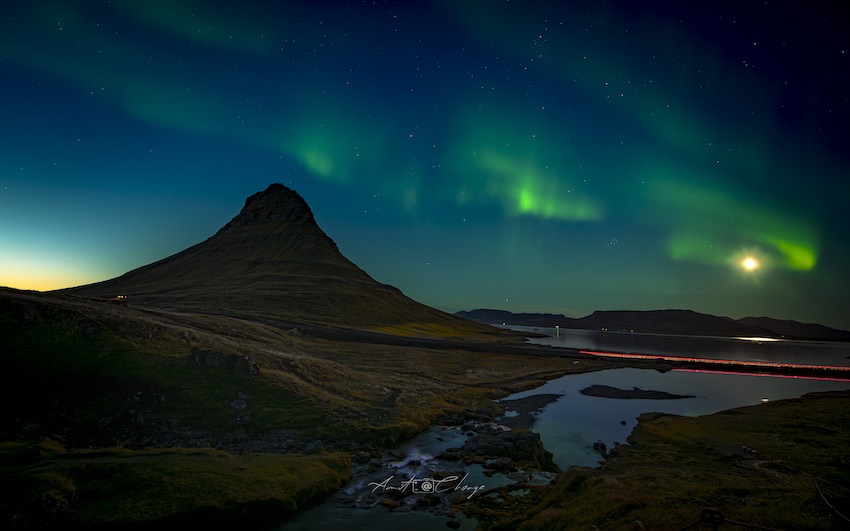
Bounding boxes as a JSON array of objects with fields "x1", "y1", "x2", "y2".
[
  {"x1": 671, "y1": 368, "x2": 850, "y2": 383},
  {"x1": 579, "y1": 349, "x2": 850, "y2": 382}
]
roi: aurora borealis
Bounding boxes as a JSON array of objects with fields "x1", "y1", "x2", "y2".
[{"x1": 1, "y1": 1, "x2": 848, "y2": 329}]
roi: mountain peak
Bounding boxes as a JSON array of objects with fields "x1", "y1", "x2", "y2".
[{"x1": 221, "y1": 183, "x2": 316, "y2": 230}]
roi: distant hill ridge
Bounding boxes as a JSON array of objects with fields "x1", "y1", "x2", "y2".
[
  {"x1": 61, "y1": 183, "x2": 498, "y2": 336},
  {"x1": 455, "y1": 308, "x2": 850, "y2": 341}
]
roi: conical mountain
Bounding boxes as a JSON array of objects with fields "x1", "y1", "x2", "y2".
[{"x1": 64, "y1": 184, "x2": 490, "y2": 333}]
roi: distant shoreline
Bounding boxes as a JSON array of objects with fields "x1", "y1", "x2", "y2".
[{"x1": 456, "y1": 308, "x2": 850, "y2": 342}]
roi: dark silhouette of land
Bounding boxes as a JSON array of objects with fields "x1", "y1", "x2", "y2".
[
  {"x1": 456, "y1": 308, "x2": 850, "y2": 341},
  {"x1": 63, "y1": 184, "x2": 505, "y2": 337},
  {"x1": 580, "y1": 384, "x2": 694, "y2": 400}
]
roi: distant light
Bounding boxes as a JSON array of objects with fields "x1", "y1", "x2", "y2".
[{"x1": 742, "y1": 257, "x2": 759, "y2": 270}]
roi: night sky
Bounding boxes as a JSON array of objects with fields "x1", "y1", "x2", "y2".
[{"x1": 2, "y1": 1, "x2": 848, "y2": 330}]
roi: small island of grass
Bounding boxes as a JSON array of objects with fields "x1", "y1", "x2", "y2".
[{"x1": 580, "y1": 384, "x2": 695, "y2": 400}]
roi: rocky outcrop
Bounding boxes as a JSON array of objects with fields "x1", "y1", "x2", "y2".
[{"x1": 462, "y1": 425, "x2": 559, "y2": 473}]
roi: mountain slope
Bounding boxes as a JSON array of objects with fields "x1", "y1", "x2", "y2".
[{"x1": 62, "y1": 184, "x2": 497, "y2": 336}]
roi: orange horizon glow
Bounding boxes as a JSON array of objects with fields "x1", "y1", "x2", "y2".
[
  {"x1": 1, "y1": 260, "x2": 104, "y2": 292},
  {"x1": 1, "y1": 276, "x2": 88, "y2": 292}
]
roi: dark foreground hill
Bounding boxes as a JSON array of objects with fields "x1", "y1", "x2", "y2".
[
  {"x1": 456, "y1": 308, "x2": 850, "y2": 341},
  {"x1": 62, "y1": 184, "x2": 497, "y2": 338}
]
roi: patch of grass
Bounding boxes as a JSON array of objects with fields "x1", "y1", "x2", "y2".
[
  {"x1": 371, "y1": 321, "x2": 485, "y2": 339},
  {"x1": 0, "y1": 440, "x2": 350, "y2": 528},
  {"x1": 0, "y1": 298, "x2": 330, "y2": 447},
  {"x1": 479, "y1": 390, "x2": 850, "y2": 530}
]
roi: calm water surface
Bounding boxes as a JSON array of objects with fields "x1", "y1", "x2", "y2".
[
  {"x1": 514, "y1": 326, "x2": 850, "y2": 367},
  {"x1": 502, "y1": 367, "x2": 850, "y2": 469}
]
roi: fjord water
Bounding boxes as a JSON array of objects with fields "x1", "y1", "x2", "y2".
[
  {"x1": 518, "y1": 326, "x2": 850, "y2": 366},
  {"x1": 507, "y1": 327, "x2": 850, "y2": 468}
]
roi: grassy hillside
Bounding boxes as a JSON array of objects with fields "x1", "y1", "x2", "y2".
[{"x1": 0, "y1": 288, "x2": 601, "y2": 527}]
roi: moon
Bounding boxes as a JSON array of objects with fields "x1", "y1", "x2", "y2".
[{"x1": 742, "y1": 257, "x2": 759, "y2": 270}]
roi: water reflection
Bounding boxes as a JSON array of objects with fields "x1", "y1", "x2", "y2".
[
  {"x1": 501, "y1": 367, "x2": 850, "y2": 469},
  {"x1": 514, "y1": 327, "x2": 850, "y2": 367}
]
